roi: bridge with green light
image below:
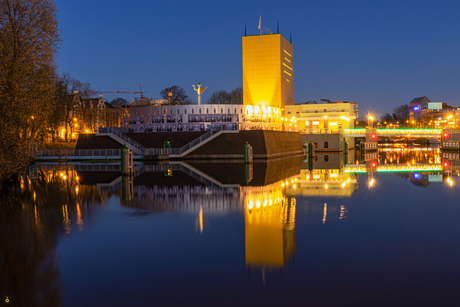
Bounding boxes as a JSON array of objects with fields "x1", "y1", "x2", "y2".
[
  {"x1": 343, "y1": 128, "x2": 442, "y2": 138},
  {"x1": 344, "y1": 164, "x2": 443, "y2": 173}
]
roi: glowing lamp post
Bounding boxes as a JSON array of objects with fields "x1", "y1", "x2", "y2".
[{"x1": 368, "y1": 115, "x2": 374, "y2": 129}]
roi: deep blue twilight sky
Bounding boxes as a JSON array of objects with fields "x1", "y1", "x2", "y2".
[{"x1": 55, "y1": 0, "x2": 460, "y2": 117}]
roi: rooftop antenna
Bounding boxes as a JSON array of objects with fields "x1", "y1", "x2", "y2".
[
  {"x1": 259, "y1": 15, "x2": 262, "y2": 43},
  {"x1": 168, "y1": 80, "x2": 172, "y2": 103},
  {"x1": 277, "y1": 19, "x2": 279, "y2": 34}
]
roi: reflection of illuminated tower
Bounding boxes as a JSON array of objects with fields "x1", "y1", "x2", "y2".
[
  {"x1": 242, "y1": 33, "x2": 294, "y2": 109},
  {"x1": 244, "y1": 190, "x2": 296, "y2": 271}
]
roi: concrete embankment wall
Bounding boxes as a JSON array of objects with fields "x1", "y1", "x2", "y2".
[
  {"x1": 76, "y1": 130, "x2": 303, "y2": 159},
  {"x1": 76, "y1": 135, "x2": 124, "y2": 149},
  {"x1": 186, "y1": 130, "x2": 303, "y2": 159}
]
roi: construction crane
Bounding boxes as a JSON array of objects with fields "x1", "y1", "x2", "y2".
[{"x1": 90, "y1": 84, "x2": 148, "y2": 102}]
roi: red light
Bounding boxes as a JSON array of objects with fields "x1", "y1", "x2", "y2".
[
  {"x1": 444, "y1": 133, "x2": 448, "y2": 137},
  {"x1": 371, "y1": 161, "x2": 377, "y2": 168},
  {"x1": 371, "y1": 133, "x2": 376, "y2": 140},
  {"x1": 444, "y1": 161, "x2": 449, "y2": 167}
]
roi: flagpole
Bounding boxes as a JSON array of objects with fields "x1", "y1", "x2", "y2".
[{"x1": 259, "y1": 15, "x2": 261, "y2": 44}]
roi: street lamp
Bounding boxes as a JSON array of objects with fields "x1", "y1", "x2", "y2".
[{"x1": 368, "y1": 115, "x2": 374, "y2": 129}]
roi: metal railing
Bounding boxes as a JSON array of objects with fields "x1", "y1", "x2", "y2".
[
  {"x1": 74, "y1": 164, "x2": 122, "y2": 171},
  {"x1": 145, "y1": 148, "x2": 169, "y2": 156},
  {"x1": 36, "y1": 149, "x2": 122, "y2": 157},
  {"x1": 143, "y1": 130, "x2": 233, "y2": 157},
  {"x1": 174, "y1": 130, "x2": 237, "y2": 156},
  {"x1": 100, "y1": 127, "x2": 146, "y2": 153}
]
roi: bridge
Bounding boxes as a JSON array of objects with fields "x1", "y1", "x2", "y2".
[
  {"x1": 344, "y1": 164, "x2": 443, "y2": 173},
  {"x1": 343, "y1": 128, "x2": 442, "y2": 138}
]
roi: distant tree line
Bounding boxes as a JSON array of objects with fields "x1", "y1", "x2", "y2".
[
  {"x1": 379, "y1": 104, "x2": 410, "y2": 124},
  {"x1": 207, "y1": 87, "x2": 243, "y2": 104}
]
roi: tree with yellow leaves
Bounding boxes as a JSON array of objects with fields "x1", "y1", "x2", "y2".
[{"x1": 0, "y1": 0, "x2": 61, "y2": 180}]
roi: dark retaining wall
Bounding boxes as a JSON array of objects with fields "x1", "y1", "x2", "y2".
[
  {"x1": 186, "y1": 130, "x2": 303, "y2": 159},
  {"x1": 76, "y1": 130, "x2": 303, "y2": 160},
  {"x1": 76, "y1": 135, "x2": 124, "y2": 149}
]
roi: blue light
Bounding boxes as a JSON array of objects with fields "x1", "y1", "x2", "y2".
[
  {"x1": 413, "y1": 106, "x2": 420, "y2": 111},
  {"x1": 413, "y1": 173, "x2": 421, "y2": 179}
]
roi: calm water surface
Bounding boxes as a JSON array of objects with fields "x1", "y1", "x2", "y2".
[{"x1": 2, "y1": 148, "x2": 460, "y2": 306}]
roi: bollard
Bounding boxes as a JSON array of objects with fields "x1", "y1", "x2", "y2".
[
  {"x1": 121, "y1": 144, "x2": 133, "y2": 175},
  {"x1": 244, "y1": 163, "x2": 253, "y2": 184},
  {"x1": 308, "y1": 141, "x2": 314, "y2": 157},
  {"x1": 244, "y1": 142, "x2": 253, "y2": 163},
  {"x1": 343, "y1": 140, "x2": 348, "y2": 154},
  {"x1": 308, "y1": 154, "x2": 313, "y2": 171},
  {"x1": 121, "y1": 144, "x2": 128, "y2": 174}
]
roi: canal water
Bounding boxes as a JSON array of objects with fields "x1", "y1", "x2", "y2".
[{"x1": 1, "y1": 148, "x2": 460, "y2": 306}]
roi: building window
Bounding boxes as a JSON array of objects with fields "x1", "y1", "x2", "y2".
[
  {"x1": 228, "y1": 108, "x2": 230, "y2": 113},
  {"x1": 177, "y1": 109, "x2": 180, "y2": 114},
  {"x1": 324, "y1": 155, "x2": 329, "y2": 162},
  {"x1": 192, "y1": 109, "x2": 194, "y2": 114},
  {"x1": 241, "y1": 108, "x2": 243, "y2": 114},
  {"x1": 314, "y1": 155, "x2": 318, "y2": 162},
  {"x1": 324, "y1": 141, "x2": 329, "y2": 148},
  {"x1": 185, "y1": 109, "x2": 187, "y2": 114},
  {"x1": 314, "y1": 142, "x2": 318, "y2": 149},
  {"x1": 288, "y1": 111, "x2": 291, "y2": 114},
  {"x1": 221, "y1": 108, "x2": 223, "y2": 113},
  {"x1": 206, "y1": 108, "x2": 209, "y2": 114},
  {"x1": 199, "y1": 109, "x2": 201, "y2": 114},
  {"x1": 170, "y1": 109, "x2": 173, "y2": 114},
  {"x1": 163, "y1": 110, "x2": 166, "y2": 114},
  {"x1": 214, "y1": 108, "x2": 216, "y2": 114},
  {"x1": 234, "y1": 108, "x2": 237, "y2": 113},
  {"x1": 324, "y1": 109, "x2": 327, "y2": 112}
]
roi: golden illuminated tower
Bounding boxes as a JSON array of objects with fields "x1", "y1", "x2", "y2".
[{"x1": 242, "y1": 33, "x2": 294, "y2": 109}]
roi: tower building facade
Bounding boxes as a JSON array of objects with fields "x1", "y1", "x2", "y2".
[{"x1": 242, "y1": 33, "x2": 294, "y2": 110}]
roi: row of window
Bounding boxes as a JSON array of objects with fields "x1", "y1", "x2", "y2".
[
  {"x1": 287, "y1": 109, "x2": 349, "y2": 114},
  {"x1": 124, "y1": 107, "x2": 245, "y2": 117},
  {"x1": 312, "y1": 141, "x2": 329, "y2": 149}
]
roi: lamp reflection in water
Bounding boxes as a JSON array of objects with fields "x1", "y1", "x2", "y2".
[
  {"x1": 244, "y1": 180, "x2": 296, "y2": 283},
  {"x1": 196, "y1": 203, "x2": 208, "y2": 233}
]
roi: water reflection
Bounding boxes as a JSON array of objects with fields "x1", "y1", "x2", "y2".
[{"x1": 1, "y1": 147, "x2": 460, "y2": 305}]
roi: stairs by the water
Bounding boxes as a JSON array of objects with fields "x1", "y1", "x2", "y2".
[
  {"x1": 169, "y1": 130, "x2": 239, "y2": 158},
  {"x1": 97, "y1": 128, "x2": 146, "y2": 155},
  {"x1": 143, "y1": 130, "x2": 239, "y2": 158}
]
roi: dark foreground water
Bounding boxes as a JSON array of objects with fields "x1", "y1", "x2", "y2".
[{"x1": 1, "y1": 148, "x2": 460, "y2": 306}]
